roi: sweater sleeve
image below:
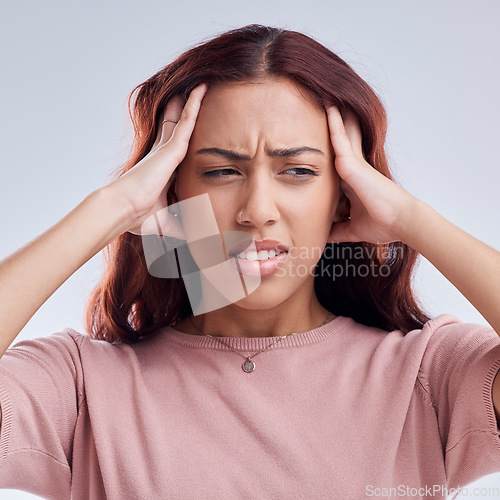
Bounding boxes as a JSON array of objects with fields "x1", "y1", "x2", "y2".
[
  {"x1": 0, "y1": 329, "x2": 85, "y2": 499},
  {"x1": 417, "y1": 317, "x2": 500, "y2": 490}
]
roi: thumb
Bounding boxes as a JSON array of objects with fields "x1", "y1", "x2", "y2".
[
  {"x1": 127, "y1": 182, "x2": 186, "y2": 240},
  {"x1": 127, "y1": 208, "x2": 186, "y2": 240},
  {"x1": 327, "y1": 220, "x2": 359, "y2": 244}
]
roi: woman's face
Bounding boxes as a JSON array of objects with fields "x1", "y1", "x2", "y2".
[{"x1": 174, "y1": 77, "x2": 343, "y2": 310}]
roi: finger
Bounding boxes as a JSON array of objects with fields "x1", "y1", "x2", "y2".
[
  {"x1": 326, "y1": 106, "x2": 355, "y2": 159},
  {"x1": 166, "y1": 83, "x2": 208, "y2": 161},
  {"x1": 152, "y1": 202, "x2": 186, "y2": 240},
  {"x1": 159, "y1": 95, "x2": 184, "y2": 146},
  {"x1": 339, "y1": 178, "x2": 357, "y2": 199},
  {"x1": 128, "y1": 203, "x2": 186, "y2": 240},
  {"x1": 151, "y1": 95, "x2": 184, "y2": 151},
  {"x1": 327, "y1": 219, "x2": 360, "y2": 244},
  {"x1": 342, "y1": 109, "x2": 364, "y2": 159}
]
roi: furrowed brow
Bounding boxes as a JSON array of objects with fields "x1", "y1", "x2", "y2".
[
  {"x1": 195, "y1": 146, "x2": 324, "y2": 160},
  {"x1": 266, "y1": 146, "x2": 325, "y2": 157},
  {"x1": 195, "y1": 148, "x2": 251, "y2": 161}
]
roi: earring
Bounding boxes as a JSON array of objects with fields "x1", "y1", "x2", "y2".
[{"x1": 168, "y1": 206, "x2": 179, "y2": 217}]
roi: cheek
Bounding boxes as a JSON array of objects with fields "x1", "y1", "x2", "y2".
[
  {"x1": 173, "y1": 165, "x2": 204, "y2": 201},
  {"x1": 289, "y1": 199, "x2": 331, "y2": 241},
  {"x1": 294, "y1": 176, "x2": 338, "y2": 218},
  {"x1": 214, "y1": 198, "x2": 236, "y2": 222},
  {"x1": 319, "y1": 170, "x2": 341, "y2": 219}
]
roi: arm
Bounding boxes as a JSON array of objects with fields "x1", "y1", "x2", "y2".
[
  {"x1": 398, "y1": 201, "x2": 500, "y2": 426},
  {"x1": 0, "y1": 83, "x2": 207, "y2": 361},
  {"x1": 399, "y1": 200, "x2": 500, "y2": 336},
  {"x1": 0, "y1": 187, "x2": 130, "y2": 360},
  {"x1": 0, "y1": 84, "x2": 208, "y2": 431},
  {"x1": 0, "y1": 187, "x2": 129, "y2": 433},
  {"x1": 325, "y1": 105, "x2": 500, "y2": 424}
]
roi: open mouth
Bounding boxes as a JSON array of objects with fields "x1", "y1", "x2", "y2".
[{"x1": 229, "y1": 250, "x2": 288, "y2": 277}]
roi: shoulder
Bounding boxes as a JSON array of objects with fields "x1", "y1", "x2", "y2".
[
  {"x1": 417, "y1": 314, "x2": 500, "y2": 414},
  {"x1": 1, "y1": 328, "x2": 88, "y2": 373},
  {"x1": 335, "y1": 314, "x2": 499, "y2": 388},
  {"x1": 338, "y1": 314, "x2": 460, "y2": 362},
  {"x1": 2, "y1": 327, "x2": 148, "y2": 374},
  {"x1": 378, "y1": 313, "x2": 500, "y2": 365},
  {"x1": 418, "y1": 314, "x2": 500, "y2": 375}
]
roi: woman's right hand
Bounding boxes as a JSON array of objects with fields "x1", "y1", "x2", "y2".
[{"x1": 106, "y1": 83, "x2": 208, "y2": 238}]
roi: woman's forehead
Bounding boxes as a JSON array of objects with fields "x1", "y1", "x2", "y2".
[
  {"x1": 190, "y1": 78, "x2": 329, "y2": 150},
  {"x1": 198, "y1": 78, "x2": 323, "y2": 117}
]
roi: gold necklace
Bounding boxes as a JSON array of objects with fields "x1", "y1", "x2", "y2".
[{"x1": 187, "y1": 311, "x2": 334, "y2": 373}]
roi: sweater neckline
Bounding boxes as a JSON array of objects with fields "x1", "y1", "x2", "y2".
[{"x1": 158, "y1": 315, "x2": 349, "y2": 351}]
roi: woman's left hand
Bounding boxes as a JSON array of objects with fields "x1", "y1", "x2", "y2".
[{"x1": 326, "y1": 105, "x2": 420, "y2": 245}]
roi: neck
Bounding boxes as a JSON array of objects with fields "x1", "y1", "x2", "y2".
[{"x1": 179, "y1": 295, "x2": 333, "y2": 339}]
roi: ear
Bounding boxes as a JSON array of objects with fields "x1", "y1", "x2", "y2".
[{"x1": 332, "y1": 192, "x2": 350, "y2": 223}]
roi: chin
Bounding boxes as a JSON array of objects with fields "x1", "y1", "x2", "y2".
[
  {"x1": 233, "y1": 278, "x2": 308, "y2": 311},
  {"x1": 232, "y1": 289, "x2": 291, "y2": 311}
]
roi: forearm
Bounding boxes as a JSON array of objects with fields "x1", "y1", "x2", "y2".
[
  {"x1": 0, "y1": 186, "x2": 131, "y2": 358},
  {"x1": 399, "y1": 200, "x2": 500, "y2": 335}
]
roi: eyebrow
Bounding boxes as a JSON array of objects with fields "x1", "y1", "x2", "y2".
[{"x1": 195, "y1": 146, "x2": 325, "y2": 161}]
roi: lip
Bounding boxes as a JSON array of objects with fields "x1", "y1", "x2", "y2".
[
  {"x1": 228, "y1": 238, "x2": 289, "y2": 257},
  {"x1": 229, "y1": 250, "x2": 288, "y2": 277}
]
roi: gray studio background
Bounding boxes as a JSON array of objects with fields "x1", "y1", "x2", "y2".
[{"x1": 1, "y1": 0, "x2": 499, "y2": 498}]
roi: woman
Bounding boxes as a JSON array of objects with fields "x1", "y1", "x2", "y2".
[{"x1": 0, "y1": 24, "x2": 499, "y2": 499}]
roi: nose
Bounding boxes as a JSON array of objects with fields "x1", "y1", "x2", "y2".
[{"x1": 237, "y1": 174, "x2": 281, "y2": 230}]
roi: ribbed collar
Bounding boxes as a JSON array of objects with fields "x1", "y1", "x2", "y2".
[{"x1": 157, "y1": 315, "x2": 349, "y2": 351}]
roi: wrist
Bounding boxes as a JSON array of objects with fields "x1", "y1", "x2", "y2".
[
  {"x1": 87, "y1": 185, "x2": 135, "y2": 243},
  {"x1": 394, "y1": 198, "x2": 434, "y2": 249}
]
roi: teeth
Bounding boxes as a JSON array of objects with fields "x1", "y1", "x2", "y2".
[
  {"x1": 257, "y1": 250, "x2": 269, "y2": 260},
  {"x1": 235, "y1": 249, "x2": 283, "y2": 261},
  {"x1": 246, "y1": 251, "x2": 258, "y2": 261}
]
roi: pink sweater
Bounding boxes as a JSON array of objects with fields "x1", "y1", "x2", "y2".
[{"x1": 0, "y1": 314, "x2": 499, "y2": 499}]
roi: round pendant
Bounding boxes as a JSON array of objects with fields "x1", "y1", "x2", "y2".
[{"x1": 242, "y1": 358, "x2": 256, "y2": 373}]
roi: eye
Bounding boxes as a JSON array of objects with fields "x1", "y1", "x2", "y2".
[
  {"x1": 201, "y1": 168, "x2": 319, "y2": 179},
  {"x1": 284, "y1": 167, "x2": 319, "y2": 177},
  {"x1": 201, "y1": 168, "x2": 238, "y2": 178}
]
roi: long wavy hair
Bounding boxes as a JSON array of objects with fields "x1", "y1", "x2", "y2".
[{"x1": 85, "y1": 24, "x2": 430, "y2": 343}]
